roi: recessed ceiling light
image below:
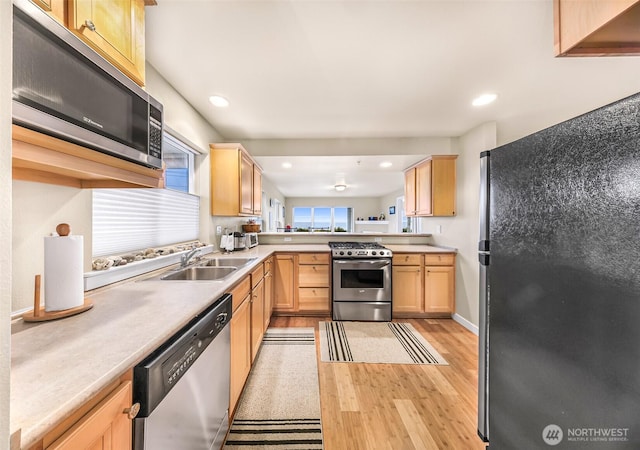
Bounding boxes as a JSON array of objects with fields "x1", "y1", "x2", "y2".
[
  {"x1": 472, "y1": 93, "x2": 497, "y2": 107},
  {"x1": 282, "y1": 162, "x2": 292, "y2": 169},
  {"x1": 209, "y1": 95, "x2": 229, "y2": 108},
  {"x1": 334, "y1": 184, "x2": 347, "y2": 192},
  {"x1": 380, "y1": 161, "x2": 393, "y2": 168}
]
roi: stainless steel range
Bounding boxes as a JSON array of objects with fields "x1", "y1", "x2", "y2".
[{"x1": 329, "y1": 242, "x2": 393, "y2": 321}]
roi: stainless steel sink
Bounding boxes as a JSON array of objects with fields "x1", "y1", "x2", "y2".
[
  {"x1": 160, "y1": 266, "x2": 237, "y2": 281},
  {"x1": 198, "y1": 257, "x2": 256, "y2": 268}
]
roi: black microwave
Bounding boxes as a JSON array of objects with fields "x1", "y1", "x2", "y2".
[{"x1": 12, "y1": 0, "x2": 163, "y2": 169}]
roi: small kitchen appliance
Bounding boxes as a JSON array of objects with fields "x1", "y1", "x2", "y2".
[
  {"x1": 329, "y1": 242, "x2": 393, "y2": 321},
  {"x1": 233, "y1": 232, "x2": 246, "y2": 251},
  {"x1": 245, "y1": 232, "x2": 259, "y2": 248},
  {"x1": 12, "y1": 0, "x2": 163, "y2": 169}
]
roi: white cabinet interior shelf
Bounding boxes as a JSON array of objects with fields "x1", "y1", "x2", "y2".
[{"x1": 355, "y1": 221, "x2": 389, "y2": 225}]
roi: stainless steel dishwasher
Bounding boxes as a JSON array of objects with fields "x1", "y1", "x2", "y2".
[{"x1": 133, "y1": 293, "x2": 232, "y2": 450}]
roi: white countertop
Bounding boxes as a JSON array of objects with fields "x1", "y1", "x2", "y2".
[{"x1": 10, "y1": 243, "x2": 454, "y2": 448}]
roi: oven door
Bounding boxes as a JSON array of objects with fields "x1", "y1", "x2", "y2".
[{"x1": 332, "y1": 259, "x2": 391, "y2": 302}]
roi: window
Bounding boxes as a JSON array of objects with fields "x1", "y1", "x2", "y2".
[
  {"x1": 292, "y1": 207, "x2": 353, "y2": 232},
  {"x1": 92, "y1": 188, "x2": 200, "y2": 257},
  {"x1": 162, "y1": 131, "x2": 197, "y2": 193}
]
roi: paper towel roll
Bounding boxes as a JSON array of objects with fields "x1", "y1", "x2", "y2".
[{"x1": 44, "y1": 235, "x2": 84, "y2": 312}]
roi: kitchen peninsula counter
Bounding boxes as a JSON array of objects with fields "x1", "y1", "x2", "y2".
[{"x1": 9, "y1": 243, "x2": 454, "y2": 448}]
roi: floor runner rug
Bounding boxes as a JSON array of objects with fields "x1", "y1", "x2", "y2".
[
  {"x1": 224, "y1": 328, "x2": 323, "y2": 449},
  {"x1": 319, "y1": 321, "x2": 448, "y2": 365}
]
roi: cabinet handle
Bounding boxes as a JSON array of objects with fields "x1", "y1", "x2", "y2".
[
  {"x1": 84, "y1": 20, "x2": 96, "y2": 32},
  {"x1": 123, "y1": 402, "x2": 140, "y2": 420}
]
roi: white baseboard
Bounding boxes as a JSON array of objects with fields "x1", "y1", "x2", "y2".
[{"x1": 453, "y1": 313, "x2": 479, "y2": 335}]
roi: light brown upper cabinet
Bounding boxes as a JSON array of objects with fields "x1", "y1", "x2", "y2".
[
  {"x1": 554, "y1": 0, "x2": 640, "y2": 56},
  {"x1": 210, "y1": 144, "x2": 263, "y2": 216},
  {"x1": 31, "y1": 0, "x2": 65, "y2": 23},
  {"x1": 404, "y1": 155, "x2": 457, "y2": 217},
  {"x1": 67, "y1": 0, "x2": 147, "y2": 85}
]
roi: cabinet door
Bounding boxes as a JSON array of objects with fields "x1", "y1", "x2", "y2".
[
  {"x1": 68, "y1": 0, "x2": 145, "y2": 86},
  {"x1": 392, "y1": 266, "x2": 423, "y2": 314},
  {"x1": 239, "y1": 152, "x2": 254, "y2": 215},
  {"x1": 273, "y1": 254, "x2": 296, "y2": 311},
  {"x1": 47, "y1": 381, "x2": 133, "y2": 450},
  {"x1": 230, "y1": 296, "x2": 251, "y2": 416},
  {"x1": 404, "y1": 168, "x2": 417, "y2": 216},
  {"x1": 252, "y1": 165, "x2": 262, "y2": 215},
  {"x1": 263, "y1": 266, "x2": 273, "y2": 330},
  {"x1": 424, "y1": 266, "x2": 455, "y2": 315},
  {"x1": 32, "y1": 0, "x2": 65, "y2": 23},
  {"x1": 250, "y1": 278, "x2": 265, "y2": 362},
  {"x1": 415, "y1": 159, "x2": 433, "y2": 216}
]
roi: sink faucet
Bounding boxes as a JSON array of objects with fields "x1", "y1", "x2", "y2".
[{"x1": 180, "y1": 248, "x2": 201, "y2": 268}]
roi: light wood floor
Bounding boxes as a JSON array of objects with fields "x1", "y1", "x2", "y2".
[{"x1": 269, "y1": 316, "x2": 485, "y2": 450}]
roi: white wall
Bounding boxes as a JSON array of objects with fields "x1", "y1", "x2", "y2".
[
  {"x1": 378, "y1": 189, "x2": 404, "y2": 233},
  {"x1": 12, "y1": 183, "x2": 92, "y2": 312},
  {"x1": 1, "y1": 2, "x2": 11, "y2": 447},
  {"x1": 424, "y1": 122, "x2": 497, "y2": 330},
  {"x1": 144, "y1": 63, "x2": 226, "y2": 247}
]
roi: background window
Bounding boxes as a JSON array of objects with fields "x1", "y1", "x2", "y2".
[{"x1": 292, "y1": 207, "x2": 353, "y2": 232}]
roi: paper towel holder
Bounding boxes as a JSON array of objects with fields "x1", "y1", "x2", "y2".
[{"x1": 23, "y1": 274, "x2": 93, "y2": 323}]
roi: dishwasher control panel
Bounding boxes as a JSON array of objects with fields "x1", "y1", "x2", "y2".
[{"x1": 133, "y1": 293, "x2": 232, "y2": 417}]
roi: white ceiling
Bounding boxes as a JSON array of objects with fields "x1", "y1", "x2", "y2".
[{"x1": 145, "y1": 1, "x2": 640, "y2": 197}]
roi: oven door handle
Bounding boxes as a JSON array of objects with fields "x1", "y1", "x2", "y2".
[{"x1": 333, "y1": 259, "x2": 391, "y2": 269}]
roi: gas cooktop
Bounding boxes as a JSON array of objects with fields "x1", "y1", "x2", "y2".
[{"x1": 328, "y1": 241, "x2": 392, "y2": 258}]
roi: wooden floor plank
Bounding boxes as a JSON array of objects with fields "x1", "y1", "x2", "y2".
[{"x1": 269, "y1": 317, "x2": 485, "y2": 450}]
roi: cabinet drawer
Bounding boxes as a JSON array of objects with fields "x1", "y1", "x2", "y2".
[
  {"x1": 298, "y1": 288, "x2": 330, "y2": 311},
  {"x1": 392, "y1": 254, "x2": 423, "y2": 266},
  {"x1": 424, "y1": 253, "x2": 455, "y2": 266},
  {"x1": 298, "y1": 253, "x2": 330, "y2": 265},
  {"x1": 251, "y1": 263, "x2": 264, "y2": 288},
  {"x1": 230, "y1": 276, "x2": 251, "y2": 312},
  {"x1": 298, "y1": 264, "x2": 330, "y2": 287}
]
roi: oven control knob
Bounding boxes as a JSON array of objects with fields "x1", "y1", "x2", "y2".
[
  {"x1": 372, "y1": 251, "x2": 377, "y2": 255},
  {"x1": 347, "y1": 251, "x2": 352, "y2": 256},
  {"x1": 339, "y1": 251, "x2": 344, "y2": 255}
]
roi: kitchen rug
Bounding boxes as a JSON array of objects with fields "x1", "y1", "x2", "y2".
[
  {"x1": 224, "y1": 328, "x2": 323, "y2": 449},
  {"x1": 319, "y1": 321, "x2": 448, "y2": 365}
]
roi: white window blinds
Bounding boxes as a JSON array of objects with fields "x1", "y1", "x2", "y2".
[{"x1": 92, "y1": 188, "x2": 199, "y2": 257}]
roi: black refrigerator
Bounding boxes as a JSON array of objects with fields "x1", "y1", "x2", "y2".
[{"x1": 478, "y1": 92, "x2": 640, "y2": 449}]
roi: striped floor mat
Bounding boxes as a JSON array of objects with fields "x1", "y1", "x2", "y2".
[
  {"x1": 224, "y1": 328, "x2": 323, "y2": 449},
  {"x1": 319, "y1": 321, "x2": 448, "y2": 365}
]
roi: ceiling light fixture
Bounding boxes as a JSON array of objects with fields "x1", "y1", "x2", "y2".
[
  {"x1": 209, "y1": 95, "x2": 229, "y2": 108},
  {"x1": 380, "y1": 161, "x2": 393, "y2": 168},
  {"x1": 282, "y1": 162, "x2": 292, "y2": 169},
  {"x1": 334, "y1": 184, "x2": 347, "y2": 192},
  {"x1": 472, "y1": 93, "x2": 497, "y2": 107}
]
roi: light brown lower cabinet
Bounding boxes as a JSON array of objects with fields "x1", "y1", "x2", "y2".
[
  {"x1": 273, "y1": 253, "x2": 296, "y2": 312},
  {"x1": 263, "y1": 257, "x2": 274, "y2": 330},
  {"x1": 273, "y1": 252, "x2": 331, "y2": 315},
  {"x1": 40, "y1": 373, "x2": 137, "y2": 450},
  {"x1": 297, "y1": 254, "x2": 330, "y2": 313},
  {"x1": 424, "y1": 265, "x2": 455, "y2": 314},
  {"x1": 229, "y1": 295, "x2": 251, "y2": 416},
  {"x1": 392, "y1": 252, "x2": 455, "y2": 317},
  {"x1": 250, "y1": 277, "x2": 265, "y2": 363}
]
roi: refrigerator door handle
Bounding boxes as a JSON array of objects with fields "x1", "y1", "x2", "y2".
[{"x1": 478, "y1": 257, "x2": 490, "y2": 442}]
